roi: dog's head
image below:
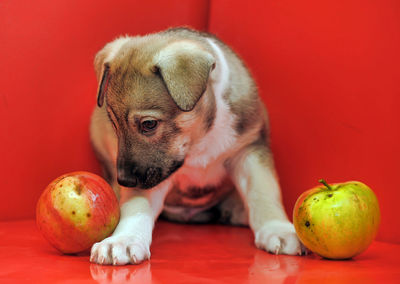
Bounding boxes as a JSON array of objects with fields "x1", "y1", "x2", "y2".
[{"x1": 95, "y1": 35, "x2": 216, "y2": 189}]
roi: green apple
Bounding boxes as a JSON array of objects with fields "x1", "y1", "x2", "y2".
[{"x1": 293, "y1": 179, "x2": 380, "y2": 259}]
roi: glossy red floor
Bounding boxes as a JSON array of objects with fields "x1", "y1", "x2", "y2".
[{"x1": 1, "y1": 220, "x2": 399, "y2": 283}]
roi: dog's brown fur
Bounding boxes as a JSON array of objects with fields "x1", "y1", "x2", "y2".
[{"x1": 89, "y1": 28, "x2": 303, "y2": 265}]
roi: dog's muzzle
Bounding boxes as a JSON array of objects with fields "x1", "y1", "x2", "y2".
[
  {"x1": 117, "y1": 161, "x2": 162, "y2": 189},
  {"x1": 117, "y1": 169, "x2": 138, "y2": 188}
]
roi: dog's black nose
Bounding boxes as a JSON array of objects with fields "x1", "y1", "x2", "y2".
[
  {"x1": 117, "y1": 175, "x2": 138, "y2": 188},
  {"x1": 117, "y1": 160, "x2": 138, "y2": 188},
  {"x1": 116, "y1": 158, "x2": 163, "y2": 189},
  {"x1": 117, "y1": 176, "x2": 137, "y2": 187}
]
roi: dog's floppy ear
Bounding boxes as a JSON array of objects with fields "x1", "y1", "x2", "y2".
[
  {"x1": 94, "y1": 47, "x2": 112, "y2": 108},
  {"x1": 94, "y1": 47, "x2": 111, "y2": 108},
  {"x1": 154, "y1": 41, "x2": 216, "y2": 112},
  {"x1": 96, "y1": 64, "x2": 110, "y2": 108},
  {"x1": 94, "y1": 37, "x2": 131, "y2": 107}
]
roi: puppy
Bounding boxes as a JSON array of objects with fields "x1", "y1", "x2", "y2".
[{"x1": 89, "y1": 27, "x2": 303, "y2": 265}]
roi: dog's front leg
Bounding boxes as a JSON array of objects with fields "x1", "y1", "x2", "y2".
[
  {"x1": 90, "y1": 182, "x2": 170, "y2": 265},
  {"x1": 228, "y1": 147, "x2": 304, "y2": 255}
]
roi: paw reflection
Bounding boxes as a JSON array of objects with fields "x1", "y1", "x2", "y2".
[
  {"x1": 248, "y1": 251, "x2": 301, "y2": 283},
  {"x1": 90, "y1": 262, "x2": 152, "y2": 283}
]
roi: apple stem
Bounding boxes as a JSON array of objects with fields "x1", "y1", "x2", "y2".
[{"x1": 319, "y1": 179, "x2": 333, "y2": 190}]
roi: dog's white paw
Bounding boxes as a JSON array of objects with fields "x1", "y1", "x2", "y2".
[
  {"x1": 255, "y1": 220, "x2": 306, "y2": 256},
  {"x1": 90, "y1": 235, "x2": 151, "y2": 265}
]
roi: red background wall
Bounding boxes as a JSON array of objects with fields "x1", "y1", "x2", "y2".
[
  {"x1": 1, "y1": 0, "x2": 399, "y2": 243},
  {"x1": 0, "y1": 0, "x2": 208, "y2": 218},
  {"x1": 209, "y1": 0, "x2": 400, "y2": 243}
]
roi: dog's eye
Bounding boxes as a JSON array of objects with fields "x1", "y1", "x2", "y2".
[{"x1": 141, "y1": 119, "x2": 158, "y2": 134}]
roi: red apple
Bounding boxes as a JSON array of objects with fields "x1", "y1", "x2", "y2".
[{"x1": 36, "y1": 171, "x2": 120, "y2": 254}]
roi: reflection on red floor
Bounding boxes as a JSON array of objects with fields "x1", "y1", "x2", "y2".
[{"x1": 0, "y1": 220, "x2": 399, "y2": 283}]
